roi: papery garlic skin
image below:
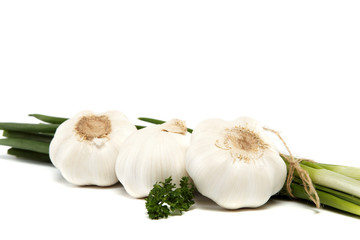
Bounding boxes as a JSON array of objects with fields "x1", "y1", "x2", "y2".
[
  {"x1": 186, "y1": 117, "x2": 287, "y2": 209},
  {"x1": 115, "y1": 119, "x2": 190, "y2": 198},
  {"x1": 50, "y1": 110, "x2": 137, "y2": 186}
]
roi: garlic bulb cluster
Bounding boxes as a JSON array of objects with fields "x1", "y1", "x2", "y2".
[
  {"x1": 115, "y1": 119, "x2": 190, "y2": 198},
  {"x1": 50, "y1": 110, "x2": 137, "y2": 186},
  {"x1": 186, "y1": 117, "x2": 287, "y2": 209}
]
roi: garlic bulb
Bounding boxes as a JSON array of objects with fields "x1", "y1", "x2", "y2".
[
  {"x1": 50, "y1": 110, "x2": 137, "y2": 186},
  {"x1": 186, "y1": 117, "x2": 287, "y2": 209},
  {"x1": 115, "y1": 119, "x2": 190, "y2": 198}
]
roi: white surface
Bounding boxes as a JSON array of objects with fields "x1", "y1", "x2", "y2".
[{"x1": 1, "y1": 1, "x2": 360, "y2": 239}]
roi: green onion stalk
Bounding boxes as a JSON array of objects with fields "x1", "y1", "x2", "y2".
[{"x1": 1, "y1": 115, "x2": 360, "y2": 217}]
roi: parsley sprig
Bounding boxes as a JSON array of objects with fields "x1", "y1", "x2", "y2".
[{"x1": 145, "y1": 176, "x2": 196, "y2": 220}]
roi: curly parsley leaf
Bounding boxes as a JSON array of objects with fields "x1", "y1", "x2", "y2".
[{"x1": 145, "y1": 176, "x2": 196, "y2": 220}]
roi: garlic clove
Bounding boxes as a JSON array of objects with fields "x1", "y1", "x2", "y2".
[{"x1": 50, "y1": 110, "x2": 137, "y2": 186}]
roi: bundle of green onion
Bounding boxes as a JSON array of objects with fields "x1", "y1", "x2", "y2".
[
  {"x1": 0, "y1": 114, "x2": 360, "y2": 217},
  {"x1": 0, "y1": 114, "x2": 66, "y2": 162}
]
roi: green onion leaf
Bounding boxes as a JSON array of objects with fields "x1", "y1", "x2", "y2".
[
  {"x1": 7, "y1": 148, "x2": 51, "y2": 163},
  {"x1": 300, "y1": 164, "x2": 360, "y2": 198},
  {"x1": 3, "y1": 130, "x2": 53, "y2": 142},
  {"x1": 0, "y1": 138, "x2": 50, "y2": 154},
  {"x1": 317, "y1": 163, "x2": 360, "y2": 181},
  {"x1": 28, "y1": 114, "x2": 68, "y2": 124},
  {"x1": 0, "y1": 122, "x2": 59, "y2": 133},
  {"x1": 290, "y1": 182, "x2": 360, "y2": 216}
]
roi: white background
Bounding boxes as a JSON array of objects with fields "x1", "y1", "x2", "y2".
[{"x1": 1, "y1": 1, "x2": 360, "y2": 239}]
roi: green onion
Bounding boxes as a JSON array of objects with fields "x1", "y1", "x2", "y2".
[
  {"x1": 138, "y1": 117, "x2": 166, "y2": 125},
  {"x1": 300, "y1": 163, "x2": 360, "y2": 198},
  {"x1": 291, "y1": 177, "x2": 360, "y2": 206},
  {"x1": 3, "y1": 130, "x2": 53, "y2": 142},
  {"x1": 317, "y1": 163, "x2": 360, "y2": 181},
  {"x1": 288, "y1": 182, "x2": 360, "y2": 216},
  {"x1": 0, "y1": 122, "x2": 59, "y2": 133},
  {"x1": 29, "y1": 113, "x2": 146, "y2": 130},
  {"x1": 0, "y1": 138, "x2": 50, "y2": 154},
  {"x1": 7, "y1": 148, "x2": 51, "y2": 163},
  {"x1": 29, "y1": 114, "x2": 68, "y2": 124},
  {"x1": 313, "y1": 184, "x2": 360, "y2": 206},
  {"x1": 135, "y1": 125, "x2": 146, "y2": 130}
]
